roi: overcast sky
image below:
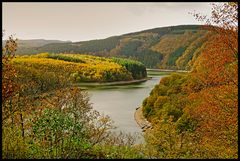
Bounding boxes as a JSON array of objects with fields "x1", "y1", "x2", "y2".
[{"x1": 3, "y1": 2, "x2": 214, "y2": 42}]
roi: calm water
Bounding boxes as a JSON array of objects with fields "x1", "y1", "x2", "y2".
[{"x1": 84, "y1": 72, "x2": 166, "y2": 138}]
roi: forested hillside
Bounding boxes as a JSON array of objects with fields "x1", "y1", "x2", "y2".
[
  {"x1": 142, "y1": 3, "x2": 238, "y2": 158},
  {"x1": 15, "y1": 25, "x2": 211, "y2": 70}
]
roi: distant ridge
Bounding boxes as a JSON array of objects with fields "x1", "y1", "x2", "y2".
[{"x1": 15, "y1": 25, "x2": 212, "y2": 70}]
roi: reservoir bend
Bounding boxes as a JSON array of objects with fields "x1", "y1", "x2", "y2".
[{"x1": 83, "y1": 72, "x2": 167, "y2": 137}]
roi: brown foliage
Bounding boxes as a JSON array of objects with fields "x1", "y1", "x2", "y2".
[
  {"x1": 2, "y1": 35, "x2": 19, "y2": 103},
  {"x1": 188, "y1": 2, "x2": 238, "y2": 158}
]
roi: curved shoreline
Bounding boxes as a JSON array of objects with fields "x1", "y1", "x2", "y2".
[
  {"x1": 73, "y1": 77, "x2": 152, "y2": 87},
  {"x1": 134, "y1": 106, "x2": 152, "y2": 132}
]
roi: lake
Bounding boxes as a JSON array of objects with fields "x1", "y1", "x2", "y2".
[{"x1": 82, "y1": 71, "x2": 167, "y2": 142}]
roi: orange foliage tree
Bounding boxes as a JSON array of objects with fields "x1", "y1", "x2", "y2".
[
  {"x1": 2, "y1": 35, "x2": 18, "y2": 103},
  {"x1": 188, "y1": 2, "x2": 238, "y2": 158}
]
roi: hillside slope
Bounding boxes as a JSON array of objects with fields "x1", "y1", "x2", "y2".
[{"x1": 15, "y1": 25, "x2": 212, "y2": 70}]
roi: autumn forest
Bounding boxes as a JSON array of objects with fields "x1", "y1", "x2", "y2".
[{"x1": 2, "y1": 2, "x2": 238, "y2": 159}]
